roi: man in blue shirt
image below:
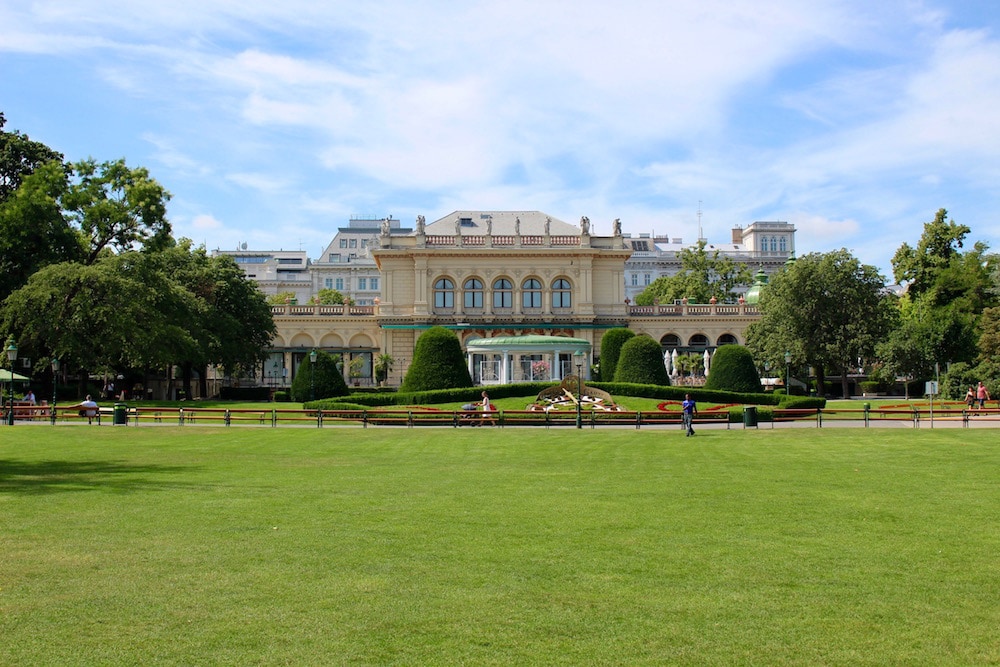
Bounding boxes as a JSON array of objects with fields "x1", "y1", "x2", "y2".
[{"x1": 681, "y1": 393, "x2": 697, "y2": 437}]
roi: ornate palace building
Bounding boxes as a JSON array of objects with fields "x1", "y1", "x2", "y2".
[{"x1": 231, "y1": 210, "x2": 779, "y2": 389}]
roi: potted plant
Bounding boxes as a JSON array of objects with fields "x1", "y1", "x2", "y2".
[
  {"x1": 373, "y1": 354, "x2": 395, "y2": 387},
  {"x1": 349, "y1": 357, "x2": 366, "y2": 386}
]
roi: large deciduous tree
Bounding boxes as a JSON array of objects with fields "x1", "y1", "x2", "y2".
[
  {"x1": 64, "y1": 158, "x2": 173, "y2": 264},
  {"x1": 0, "y1": 112, "x2": 64, "y2": 203},
  {"x1": 881, "y1": 209, "x2": 997, "y2": 384},
  {"x1": 0, "y1": 162, "x2": 82, "y2": 300},
  {"x1": 745, "y1": 249, "x2": 897, "y2": 398},
  {"x1": 892, "y1": 208, "x2": 971, "y2": 298},
  {"x1": 2, "y1": 256, "x2": 198, "y2": 391}
]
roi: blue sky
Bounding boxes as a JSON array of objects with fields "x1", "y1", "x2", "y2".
[{"x1": 3, "y1": 0, "x2": 1000, "y2": 277}]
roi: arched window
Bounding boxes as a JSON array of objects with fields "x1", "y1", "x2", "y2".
[
  {"x1": 717, "y1": 334, "x2": 739, "y2": 346},
  {"x1": 434, "y1": 278, "x2": 454, "y2": 309},
  {"x1": 779, "y1": 237, "x2": 787, "y2": 252},
  {"x1": 661, "y1": 334, "x2": 681, "y2": 347},
  {"x1": 522, "y1": 278, "x2": 542, "y2": 308},
  {"x1": 463, "y1": 278, "x2": 483, "y2": 309},
  {"x1": 492, "y1": 278, "x2": 513, "y2": 309},
  {"x1": 552, "y1": 278, "x2": 572, "y2": 308},
  {"x1": 688, "y1": 334, "x2": 709, "y2": 348}
]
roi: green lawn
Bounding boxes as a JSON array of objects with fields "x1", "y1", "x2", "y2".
[{"x1": 2, "y1": 427, "x2": 998, "y2": 665}]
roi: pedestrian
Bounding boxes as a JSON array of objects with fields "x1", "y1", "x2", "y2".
[
  {"x1": 23, "y1": 389, "x2": 35, "y2": 405},
  {"x1": 480, "y1": 390, "x2": 495, "y2": 426},
  {"x1": 965, "y1": 386, "x2": 976, "y2": 411},
  {"x1": 976, "y1": 381, "x2": 991, "y2": 411},
  {"x1": 70, "y1": 395, "x2": 100, "y2": 425},
  {"x1": 681, "y1": 393, "x2": 697, "y2": 437}
]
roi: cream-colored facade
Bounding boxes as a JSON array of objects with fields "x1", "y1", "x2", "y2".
[{"x1": 264, "y1": 211, "x2": 761, "y2": 388}]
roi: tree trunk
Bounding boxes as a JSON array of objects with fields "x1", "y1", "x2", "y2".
[
  {"x1": 198, "y1": 363, "x2": 209, "y2": 399},
  {"x1": 815, "y1": 365, "x2": 826, "y2": 397},
  {"x1": 181, "y1": 361, "x2": 193, "y2": 399},
  {"x1": 840, "y1": 366, "x2": 850, "y2": 399}
]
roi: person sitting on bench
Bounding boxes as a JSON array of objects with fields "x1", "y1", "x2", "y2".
[{"x1": 68, "y1": 395, "x2": 100, "y2": 424}]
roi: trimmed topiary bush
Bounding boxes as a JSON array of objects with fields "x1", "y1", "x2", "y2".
[
  {"x1": 704, "y1": 345, "x2": 763, "y2": 394},
  {"x1": 613, "y1": 335, "x2": 671, "y2": 386},
  {"x1": 291, "y1": 351, "x2": 349, "y2": 402},
  {"x1": 598, "y1": 328, "x2": 635, "y2": 381},
  {"x1": 400, "y1": 326, "x2": 474, "y2": 392}
]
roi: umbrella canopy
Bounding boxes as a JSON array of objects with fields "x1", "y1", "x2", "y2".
[{"x1": 0, "y1": 369, "x2": 31, "y2": 382}]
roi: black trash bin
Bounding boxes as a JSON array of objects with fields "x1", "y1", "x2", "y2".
[
  {"x1": 113, "y1": 403, "x2": 128, "y2": 426},
  {"x1": 743, "y1": 406, "x2": 758, "y2": 428}
]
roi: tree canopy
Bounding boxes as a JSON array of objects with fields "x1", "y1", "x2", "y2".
[
  {"x1": 0, "y1": 112, "x2": 64, "y2": 203},
  {"x1": 880, "y1": 209, "x2": 997, "y2": 385},
  {"x1": 0, "y1": 114, "x2": 275, "y2": 395},
  {"x1": 745, "y1": 249, "x2": 897, "y2": 398}
]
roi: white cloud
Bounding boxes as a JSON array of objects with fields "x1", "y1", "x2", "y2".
[
  {"x1": 192, "y1": 214, "x2": 223, "y2": 230},
  {"x1": 3, "y1": 0, "x2": 1000, "y2": 272}
]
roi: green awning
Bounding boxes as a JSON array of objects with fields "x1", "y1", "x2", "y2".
[{"x1": 0, "y1": 369, "x2": 30, "y2": 382}]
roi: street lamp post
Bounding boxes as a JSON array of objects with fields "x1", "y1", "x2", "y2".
[
  {"x1": 51, "y1": 357, "x2": 60, "y2": 425},
  {"x1": 6, "y1": 337, "x2": 18, "y2": 425},
  {"x1": 574, "y1": 351, "x2": 584, "y2": 429},
  {"x1": 784, "y1": 351, "x2": 792, "y2": 396},
  {"x1": 309, "y1": 349, "x2": 318, "y2": 402}
]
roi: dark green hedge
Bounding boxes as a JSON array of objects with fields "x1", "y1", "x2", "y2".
[
  {"x1": 400, "y1": 327, "x2": 473, "y2": 392},
  {"x1": 703, "y1": 345, "x2": 762, "y2": 394},
  {"x1": 290, "y1": 350, "x2": 349, "y2": 402},
  {"x1": 598, "y1": 328, "x2": 635, "y2": 381},
  {"x1": 589, "y1": 381, "x2": 782, "y2": 406},
  {"x1": 613, "y1": 336, "x2": 671, "y2": 385}
]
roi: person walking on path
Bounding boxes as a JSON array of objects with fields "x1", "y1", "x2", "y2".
[
  {"x1": 479, "y1": 390, "x2": 496, "y2": 426},
  {"x1": 976, "y1": 382, "x2": 991, "y2": 411},
  {"x1": 681, "y1": 393, "x2": 697, "y2": 437},
  {"x1": 965, "y1": 386, "x2": 976, "y2": 410}
]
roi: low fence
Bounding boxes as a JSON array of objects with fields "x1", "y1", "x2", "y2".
[{"x1": 12, "y1": 404, "x2": 1000, "y2": 428}]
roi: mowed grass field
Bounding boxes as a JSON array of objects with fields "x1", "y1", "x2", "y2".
[{"x1": 1, "y1": 427, "x2": 998, "y2": 665}]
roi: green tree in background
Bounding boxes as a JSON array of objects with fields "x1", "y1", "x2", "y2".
[
  {"x1": 635, "y1": 240, "x2": 753, "y2": 305},
  {"x1": 268, "y1": 291, "x2": 297, "y2": 305},
  {"x1": 1, "y1": 115, "x2": 275, "y2": 396},
  {"x1": 881, "y1": 209, "x2": 998, "y2": 384},
  {"x1": 0, "y1": 162, "x2": 82, "y2": 300},
  {"x1": 746, "y1": 249, "x2": 896, "y2": 398},
  {"x1": 0, "y1": 111, "x2": 64, "y2": 202},
  {"x1": 314, "y1": 288, "x2": 352, "y2": 305},
  {"x1": 65, "y1": 158, "x2": 173, "y2": 265}
]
